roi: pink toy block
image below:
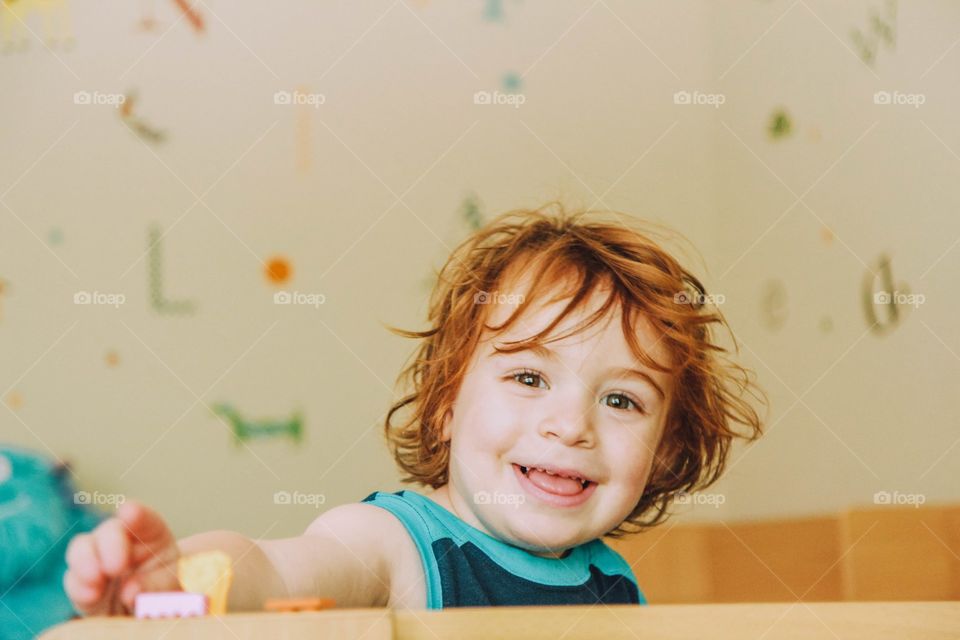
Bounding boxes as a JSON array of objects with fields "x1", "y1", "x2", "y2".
[{"x1": 134, "y1": 592, "x2": 208, "y2": 619}]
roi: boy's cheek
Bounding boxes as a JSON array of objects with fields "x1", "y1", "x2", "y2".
[{"x1": 605, "y1": 440, "x2": 656, "y2": 491}]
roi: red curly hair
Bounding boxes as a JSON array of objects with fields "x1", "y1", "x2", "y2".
[{"x1": 383, "y1": 202, "x2": 765, "y2": 536}]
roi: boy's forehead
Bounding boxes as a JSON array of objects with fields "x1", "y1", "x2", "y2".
[{"x1": 480, "y1": 266, "x2": 672, "y2": 370}]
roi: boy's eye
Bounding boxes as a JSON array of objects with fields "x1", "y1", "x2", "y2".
[
  {"x1": 510, "y1": 371, "x2": 646, "y2": 415},
  {"x1": 512, "y1": 369, "x2": 548, "y2": 389},
  {"x1": 602, "y1": 392, "x2": 646, "y2": 414}
]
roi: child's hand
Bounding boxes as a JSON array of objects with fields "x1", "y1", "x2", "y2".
[{"x1": 64, "y1": 500, "x2": 181, "y2": 616}]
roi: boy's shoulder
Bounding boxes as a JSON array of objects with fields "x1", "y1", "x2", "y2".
[
  {"x1": 304, "y1": 496, "x2": 400, "y2": 535},
  {"x1": 303, "y1": 494, "x2": 417, "y2": 551},
  {"x1": 303, "y1": 494, "x2": 426, "y2": 609}
]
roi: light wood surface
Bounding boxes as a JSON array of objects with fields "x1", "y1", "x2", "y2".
[
  {"x1": 38, "y1": 603, "x2": 960, "y2": 640},
  {"x1": 39, "y1": 609, "x2": 394, "y2": 640}
]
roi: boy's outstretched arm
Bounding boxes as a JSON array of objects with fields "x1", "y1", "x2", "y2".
[
  {"x1": 253, "y1": 502, "x2": 396, "y2": 609},
  {"x1": 65, "y1": 501, "x2": 396, "y2": 615}
]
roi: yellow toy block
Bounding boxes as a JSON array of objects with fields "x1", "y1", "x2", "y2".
[{"x1": 177, "y1": 551, "x2": 233, "y2": 615}]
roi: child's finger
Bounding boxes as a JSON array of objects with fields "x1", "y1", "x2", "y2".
[
  {"x1": 94, "y1": 518, "x2": 131, "y2": 577},
  {"x1": 63, "y1": 568, "x2": 104, "y2": 611},
  {"x1": 117, "y1": 556, "x2": 182, "y2": 612},
  {"x1": 65, "y1": 534, "x2": 106, "y2": 587},
  {"x1": 117, "y1": 500, "x2": 174, "y2": 551},
  {"x1": 119, "y1": 576, "x2": 143, "y2": 612}
]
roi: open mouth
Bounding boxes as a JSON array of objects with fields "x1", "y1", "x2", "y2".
[{"x1": 514, "y1": 463, "x2": 596, "y2": 493}]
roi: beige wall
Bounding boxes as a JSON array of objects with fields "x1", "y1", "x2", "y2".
[
  {"x1": 0, "y1": 1, "x2": 955, "y2": 539},
  {"x1": 702, "y1": 0, "x2": 960, "y2": 523}
]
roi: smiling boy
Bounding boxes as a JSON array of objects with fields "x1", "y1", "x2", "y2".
[{"x1": 64, "y1": 204, "x2": 763, "y2": 613}]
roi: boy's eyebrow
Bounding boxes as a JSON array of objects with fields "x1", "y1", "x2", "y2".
[
  {"x1": 604, "y1": 366, "x2": 666, "y2": 401},
  {"x1": 489, "y1": 342, "x2": 666, "y2": 400},
  {"x1": 489, "y1": 342, "x2": 558, "y2": 361}
]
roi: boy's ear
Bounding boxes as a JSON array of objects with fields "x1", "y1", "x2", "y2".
[{"x1": 440, "y1": 409, "x2": 452, "y2": 442}]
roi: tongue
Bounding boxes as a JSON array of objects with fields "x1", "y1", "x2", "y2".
[{"x1": 526, "y1": 469, "x2": 584, "y2": 496}]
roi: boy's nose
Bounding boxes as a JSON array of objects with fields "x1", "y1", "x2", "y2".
[{"x1": 537, "y1": 404, "x2": 595, "y2": 448}]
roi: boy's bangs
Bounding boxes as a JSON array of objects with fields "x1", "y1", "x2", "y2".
[{"x1": 482, "y1": 254, "x2": 674, "y2": 377}]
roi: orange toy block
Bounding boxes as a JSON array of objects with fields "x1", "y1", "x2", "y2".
[{"x1": 263, "y1": 597, "x2": 336, "y2": 612}]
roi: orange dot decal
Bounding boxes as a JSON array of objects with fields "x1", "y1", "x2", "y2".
[
  {"x1": 105, "y1": 350, "x2": 120, "y2": 367},
  {"x1": 820, "y1": 226, "x2": 834, "y2": 246},
  {"x1": 266, "y1": 257, "x2": 292, "y2": 284},
  {"x1": 5, "y1": 391, "x2": 23, "y2": 410}
]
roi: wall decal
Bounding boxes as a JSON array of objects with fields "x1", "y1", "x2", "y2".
[
  {"x1": 850, "y1": 0, "x2": 896, "y2": 68},
  {"x1": 265, "y1": 257, "x2": 292, "y2": 285},
  {"x1": 5, "y1": 390, "x2": 23, "y2": 410},
  {"x1": 820, "y1": 226, "x2": 834, "y2": 247},
  {"x1": 1, "y1": 0, "x2": 74, "y2": 52},
  {"x1": 767, "y1": 108, "x2": 792, "y2": 140},
  {"x1": 120, "y1": 90, "x2": 167, "y2": 145},
  {"x1": 212, "y1": 403, "x2": 303, "y2": 446},
  {"x1": 760, "y1": 278, "x2": 788, "y2": 331},
  {"x1": 147, "y1": 224, "x2": 197, "y2": 315},
  {"x1": 483, "y1": 0, "x2": 503, "y2": 22},
  {"x1": 170, "y1": 0, "x2": 204, "y2": 34},
  {"x1": 0, "y1": 277, "x2": 8, "y2": 322},
  {"x1": 136, "y1": 0, "x2": 161, "y2": 32},
  {"x1": 502, "y1": 71, "x2": 522, "y2": 93},
  {"x1": 862, "y1": 253, "x2": 922, "y2": 336},
  {"x1": 819, "y1": 316, "x2": 833, "y2": 334},
  {"x1": 461, "y1": 192, "x2": 483, "y2": 231}
]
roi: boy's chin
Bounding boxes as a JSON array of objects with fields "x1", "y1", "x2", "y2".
[{"x1": 497, "y1": 512, "x2": 592, "y2": 551}]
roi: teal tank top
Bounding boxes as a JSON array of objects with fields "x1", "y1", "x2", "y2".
[{"x1": 362, "y1": 489, "x2": 646, "y2": 609}]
